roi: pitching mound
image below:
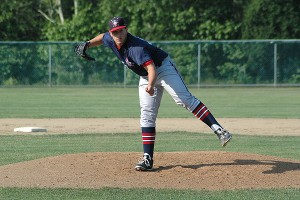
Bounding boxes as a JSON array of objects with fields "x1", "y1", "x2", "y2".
[{"x1": 0, "y1": 151, "x2": 299, "y2": 190}]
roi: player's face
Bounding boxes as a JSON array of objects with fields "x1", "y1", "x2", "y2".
[{"x1": 110, "y1": 28, "x2": 128, "y2": 47}]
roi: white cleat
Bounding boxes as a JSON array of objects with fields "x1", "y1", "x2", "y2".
[{"x1": 215, "y1": 128, "x2": 232, "y2": 147}]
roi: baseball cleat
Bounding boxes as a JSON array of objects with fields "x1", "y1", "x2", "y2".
[
  {"x1": 215, "y1": 128, "x2": 232, "y2": 147},
  {"x1": 135, "y1": 153, "x2": 153, "y2": 171}
]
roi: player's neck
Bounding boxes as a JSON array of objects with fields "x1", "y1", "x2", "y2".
[{"x1": 116, "y1": 44, "x2": 122, "y2": 50}]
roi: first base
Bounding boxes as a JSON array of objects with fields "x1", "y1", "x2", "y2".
[{"x1": 14, "y1": 127, "x2": 47, "y2": 133}]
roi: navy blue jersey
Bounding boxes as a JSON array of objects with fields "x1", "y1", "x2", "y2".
[{"x1": 102, "y1": 32, "x2": 168, "y2": 76}]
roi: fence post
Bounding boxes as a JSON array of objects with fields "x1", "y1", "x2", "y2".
[
  {"x1": 124, "y1": 65, "x2": 127, "y2": 88},
  {"x1": 273, "y1": 43, "x2": 277, "y2": 87},
  {"x1": 197, "y1": 43, "x2": 201, "y2": 88},
  {"x1": 48, "y1": 45, "x2": 52, "y2": 87}
]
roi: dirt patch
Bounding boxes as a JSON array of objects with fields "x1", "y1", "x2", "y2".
[
  {"x1": 1, "y1": 118, "x2": 300, "y2": 136},
  {"x1": 0, "y1": 152, "x2": 299, "y2": 190},
  {"x1": 0, "y1": 118, "x2": 299, "y2": 190}
]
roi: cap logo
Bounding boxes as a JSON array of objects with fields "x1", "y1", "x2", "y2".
[{"x1": 113, "y1": 20, "x2": 119, "y2": 27}]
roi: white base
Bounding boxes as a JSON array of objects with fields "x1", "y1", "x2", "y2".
[{"x1": 14, "y1": 127, "x2": 47, "y2": 133}]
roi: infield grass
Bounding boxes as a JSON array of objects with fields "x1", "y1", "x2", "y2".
[{"x1": 0, "y1": 132, "x2": 299, "y2": 166}]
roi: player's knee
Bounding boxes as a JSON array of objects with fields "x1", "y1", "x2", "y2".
[
  {"x1": 140, "y1": 111, "x2": 157, "y2": 127},
  {"x1": 174, "y1": 96, "x2": 199, "y2": 111},
  {"x1": 140, "y1": 118, "x2": 156, "y2": 127}
]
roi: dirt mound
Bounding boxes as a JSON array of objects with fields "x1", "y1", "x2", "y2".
[{"x1": 0, "y1": 152, "x2": 299, "y2": 190}]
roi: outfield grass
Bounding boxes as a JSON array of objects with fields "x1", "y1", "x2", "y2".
[{"x1": 0, "y1": 87, "x2": 299, "y2": 118}]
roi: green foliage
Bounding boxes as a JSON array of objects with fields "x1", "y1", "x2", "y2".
[
  {"x1": 157, "y1": 42, "x2": 198, "y2": 84},
  {"x1": 217, "y1": 44, "x2": 250, "y2": 83},
  {"x1": 290, "y1": 69, "x2": 300, "y2": 83},
  {"x1": 43, "y1": 2, "x2": 104, "y2": 41},
  {"x1": 0, "y1": 0, "x2": 44, "y2": 41},
  {"x1": 277, "y1": 43, "x2": 300, "y2": 83},
  {"x1": 242, "y1": 0, "x2": 300, "y2": 39},
  {"x1": 1, "y1": 40, "x2": 299, "y2": 86},
  {"x1": 1, "y1": 1, "x2": 300, "y2": 87},
  {"x1": 0, "y1": 43, "x2": 48, "y2": 85},
  {"x1": 197, "y1": 20, "x2": 241, "y2": 40},
  {"x1": 1, "y1": 0, "x2": 300, "y2": 41}
]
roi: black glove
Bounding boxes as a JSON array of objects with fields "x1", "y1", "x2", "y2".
[{"x1": 74, "y1": 41, "x2": 95, "y2": 61}]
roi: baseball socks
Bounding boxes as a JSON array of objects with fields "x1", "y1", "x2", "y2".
[
  {"x1": 141, "y1": 127, "x2": 156, "y2": 159},
  {"x1": 192, "y1": 102, "x2": 223, "y2": 132},
  {"x1": 192, "y1": 102, "x2": 220, "y2": 128},
  {"x1": 192, "y1": 102, "x2": 232, "y2": 146}
]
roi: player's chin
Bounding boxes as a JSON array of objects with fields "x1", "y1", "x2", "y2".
[{"x1": 115, "y1": 40, "x2": 124, "y2": 46}]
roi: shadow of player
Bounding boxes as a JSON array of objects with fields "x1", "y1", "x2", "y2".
[{"x1": 154, "y1": 159, "x2": 300, "y2": 174}]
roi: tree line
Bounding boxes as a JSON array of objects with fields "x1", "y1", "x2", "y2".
[
  {"x1": 1, "y1": 0, "x2": 300, "y2": 86},
  {"x1": 1, "y1": 0, "x2": 300, "y2": 41}
]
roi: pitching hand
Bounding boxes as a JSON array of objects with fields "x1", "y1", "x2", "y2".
[{"x1": 146, "y1": 85, "x2": 155, "y2": 96}]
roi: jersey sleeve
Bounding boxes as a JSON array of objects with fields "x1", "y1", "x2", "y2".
[
  {"x1": 130, "y1": 47, "x2": 153, "y2": 67},
  {"x1": 141, "y1": 60, "x2": 154, "y2": 67}
]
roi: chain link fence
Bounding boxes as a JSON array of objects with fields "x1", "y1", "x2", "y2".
[{"x1": 0, "y1": 40, "x2": 299, "y2": 87}]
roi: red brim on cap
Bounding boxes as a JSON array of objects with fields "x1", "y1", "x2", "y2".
[{"x1": 110, "y1": 26, "x2": 126, "y2": 32}]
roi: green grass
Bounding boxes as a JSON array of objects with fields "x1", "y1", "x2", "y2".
[
  {"x1": 0, "y1": 187, "x2": 299, "y2": 200},
  {"x1": 0, "y1": 87, "x2": 299, "y2": 118},
  {"x1": 0, "y1": 132, "x2": 299, "y2": 166}
]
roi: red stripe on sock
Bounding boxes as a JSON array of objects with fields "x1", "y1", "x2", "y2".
[
  {"x1": 142, "y1": 132, "x2": 155, "y2": 145},
  {"x1": 200, "y1": 110, "x2": 210, "y2": 120},
  {"x1": 142, "y1": 133, "x2": 156, "y2": 136},
  {"x1": 143, "y1": 141, "x2": 155, "y2": 144},
  {"x1": 193, "y1": 104, "x2": 204, "y2": 115},
  {"x1": 195, "y1": 107, "x2": 207, "y2": 118}
]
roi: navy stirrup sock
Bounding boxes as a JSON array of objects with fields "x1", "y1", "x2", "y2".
[
  {"x1": 141, "y1": 127, "x2": 156, "y2": 158},
  {"x1": 192, "y1": 102, "x2": 222, "y2": 131}
]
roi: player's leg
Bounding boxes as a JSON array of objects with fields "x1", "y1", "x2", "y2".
[
  {"x1": 135, "y1": 76, "x2": 163, "y2": 171},
  {"x1": 157, "y1": 57, "x2": 232, "y2": 146}
]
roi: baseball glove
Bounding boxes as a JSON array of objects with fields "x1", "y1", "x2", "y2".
[{"x1": 74, "y1": 42, "x2": 95, "y2": 61}]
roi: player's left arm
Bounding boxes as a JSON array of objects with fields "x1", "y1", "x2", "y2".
[
  {"x1": 74, "y1": 33, "x2": 105, "y2": 61},
  {"x1": 144, "y1": 62, "x2": 157, "y2": 96}
]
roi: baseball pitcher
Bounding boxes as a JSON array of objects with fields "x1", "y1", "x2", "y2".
[{"x1": 74, "y1": 17, "x2": 232, "y2": 171}]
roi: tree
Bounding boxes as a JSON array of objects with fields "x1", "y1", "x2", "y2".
[
  {"x1": 242, "y1": 0, "x2": 300, "y2": 39},
  {"x1": 41, "y1": 0, "x2": 246, "y2": 41},
  {"x1": 0, "y1": 0, "x2": 44, "y2": 41}
]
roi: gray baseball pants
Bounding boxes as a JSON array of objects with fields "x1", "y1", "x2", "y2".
[{"x1": 139, "y1": 56, "x2": 201, "y2": 127}]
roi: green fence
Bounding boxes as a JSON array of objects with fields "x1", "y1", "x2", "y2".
[{"x1": 0, "y1": 40, "x2": 299, "y2": 87}]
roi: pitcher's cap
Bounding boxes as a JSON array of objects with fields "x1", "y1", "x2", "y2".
[{"x1": 109, "y1": 17, "x2": 126, "y2": 32}]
